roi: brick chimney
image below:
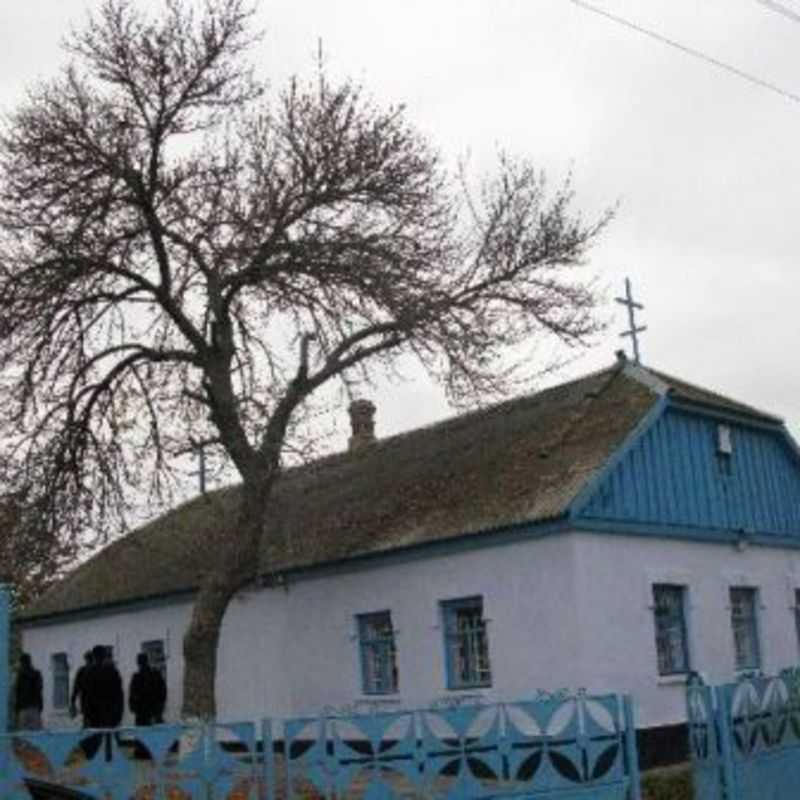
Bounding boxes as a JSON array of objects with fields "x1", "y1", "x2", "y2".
[{"x1": 348, "y1": 399, "x2": 376, "y2": 452}]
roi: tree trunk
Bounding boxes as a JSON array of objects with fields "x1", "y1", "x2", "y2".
[{"x1": 181, "y1": 478, "x2": 270, "y2": 721}]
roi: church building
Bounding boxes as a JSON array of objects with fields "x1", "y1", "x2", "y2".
[{"x1": 18, "y1": 355, "x2": 800, "y2": 765}]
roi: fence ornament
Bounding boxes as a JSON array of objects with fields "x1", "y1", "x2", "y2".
[
  {"x1": 0, "y1": 692, "x2": 641, "y2": 799},
  {"x1": 429, "y1": 693, "x2": 487, "y2": 710},
  {"x1": 687, "y1": 666, "x2": 800, "y2": 800},
  {"x1": 780, "y1": 665, "x2": 800, "y2": 710},
  {"x1": 686, "y1": 683, "x2": 712, "y2": 762},
  {"x1": 0, "y1": 722, "x2": 263, "y2": 800},
  {"x1": 283, "y1": 692, "x2": 639, "y2": 799}
]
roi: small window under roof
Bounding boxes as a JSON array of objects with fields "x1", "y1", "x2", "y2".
[{"x1": 717, "y1": 424, "x2": 733, "y2": 456}]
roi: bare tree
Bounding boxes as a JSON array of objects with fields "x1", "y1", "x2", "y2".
[
  {"x1": 0, "y1": 0, "x2": 611, "y2": 719},
  {"x1": 0, "y1": 494, "x2": 76, "y2": 608}
]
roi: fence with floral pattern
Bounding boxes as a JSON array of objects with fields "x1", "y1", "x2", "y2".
[
  {"x1": 0, "y1": 691, "x2": 642, "y2": 799},
  {"x1": 687, "y1": 667, "x2": 800, "y2": 800}
]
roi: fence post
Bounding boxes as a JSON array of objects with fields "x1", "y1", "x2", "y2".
[
  {"x1": 0, "y1": 584, "x2": 9, "y2": 735},
  {"x1": 204, "y1": 722, "x2": 214, "y2": 800},
  {"x1": 622, "y1": 695, "x2": 642, "y2": 800},
  {"x1": 261, "y1": 719, "x2": 275, "y2": 800},
  {"x1": 715, "y1": 685, "x2": 738, "y2": 800}
]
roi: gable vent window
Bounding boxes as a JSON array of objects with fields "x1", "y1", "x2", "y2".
[
  {"x1": 717, "y1": 424, "x2": 733, "y2": 454},
  {"x1": 716, "y1": 424, "x2": 733, "y2": 475}
]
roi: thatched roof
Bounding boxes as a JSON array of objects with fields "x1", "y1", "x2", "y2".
[
  {"x1": 648, "y1": 369, "x2": 782, "y2": 423},
  {"x1": 20, "y1": 361, "x2": 780, "y2": 623}
]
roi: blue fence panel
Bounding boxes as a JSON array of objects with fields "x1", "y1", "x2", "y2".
[
  {"x1": 686, "y1": 676, "x2": 730, "y2": 800},
  {"x1": 725, "y1": 671, "x2": 800, "y2": 800},
  {"x1": 688, "y1": 667, "x2": 800, "y2": 800},
  {"x1": 0, "y1": 721, "x2": 264, "y2": 800},
  {"x1": 0, "y1": 693, "x2": 640, "y2": 798},
  {"x1": 283, "y1": 692, "x2": 641, "y2": 799}
]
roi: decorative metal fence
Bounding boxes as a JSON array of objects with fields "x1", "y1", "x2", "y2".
[
  {"x1": 687, "y1": 668, "x2": 800, "y2": 800},
  {"x1": 284, "y1": 692, "x2": 641, "y2": 799},
  {"x1": 0, "y1": 720, "x2": 270, "y2": 799},
  {"x1": 0, "y1": 692, "x2": 641, "y2": 799}
]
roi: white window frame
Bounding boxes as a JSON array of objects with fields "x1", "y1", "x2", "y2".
[
  {"x1": 652, "y1": 584, "x2": 691, "y2": 677},
  {"x1": 356, "y1": 611, "x2": 399, "y2": 696},
  {"x1": 441, "y1": 596, "x2": 492, "y2": 690},
  {"x1": 793, "y1": 588, "x2": 800, "y2": 657},
  {"x1": 729, "y1": 586, "x2": 761, "y2": 672},
  {"x1": 141, "y1": 639, "x2": 167, "y2": 681}
]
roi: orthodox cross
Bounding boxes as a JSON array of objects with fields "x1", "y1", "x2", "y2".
[{"x1": 615, "y1": 277, "x2": 646, "y2": 364}]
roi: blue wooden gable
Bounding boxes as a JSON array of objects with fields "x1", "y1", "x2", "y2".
[{"x1": 571, "y1": 400, "x2": 800, "y2": 544}]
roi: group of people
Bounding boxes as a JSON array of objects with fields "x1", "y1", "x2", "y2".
[{"x1": 14, "y1": 645, "x2": 167, "y2": 730}]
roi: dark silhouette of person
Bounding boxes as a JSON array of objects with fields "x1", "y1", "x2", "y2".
[
  {"x1": 14, "y1": 653, "x2": 43, "y2": 730},
  {"x1": 129, "y1": 652, "x2": 166, "y2": 726},
  {"x1": 96, "y1": 647, "x2": 124, "y2": 729},
  {"x1": 81, "y1": 645, "x2": 124, "y2": 761},
  {"x1": 69, "y1": 651, "x2": 93, "y2": 724}
]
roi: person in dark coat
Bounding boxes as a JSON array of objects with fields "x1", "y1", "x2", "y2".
[
  {"x1": 69, "y1": 651, "x2": 93, "y2": 724},
  {"x1": 14, "y1": 653, "x2": 43, "y2": 730},
  {"x1": 82, "y1": 644, "x2": 125, "y2": 728},
  {"x1": 129, "y1": 652, "x2": 166, "y2": 726},
  {"x1": 80, "y1": 645, "x2": 123, "y2": 761},
  {"x1": 95, "y1": 647, "x2": 124, "y2": 728},
  {"x1": 82, "y1": 645, "x2": 108, "y2": 728}
]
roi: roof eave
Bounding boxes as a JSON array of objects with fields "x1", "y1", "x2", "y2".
[
  {"x1": 18, "y1": 587, "x2": 198, "y2": 628},
  {"x1": 667, "y1": 396, "x2": 784, "y2": 427}
]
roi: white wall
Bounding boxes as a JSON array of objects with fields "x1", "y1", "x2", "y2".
[
  {"x1": 22, "y1": 601, "x2": 194, "y2": 729},
  {"x1": 572, "y1": 531, "x2": 800, "y2": 727},
  {"x1": 22, "y1": 529, "x2": 800, "y2": 731},
  {"x1": 216, "y1": 584, "x2": 291, "y2": 720},
  {"x1": 278, "y1": 533, "x2": 584, "y2": 716},
  {"x1": 22, "y1": 532, "x2": 584, "y2": 727},
  {"x1": 22, "y1": 590, "x2": 294, "y2": 729}
]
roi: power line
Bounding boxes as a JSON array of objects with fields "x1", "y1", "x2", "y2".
[
  {"x1": 568, "y1": 0, "x2": 800, "y2": 106},
  {"x1": 754, "y1": 0, "x2": 800, "y2": 25}
]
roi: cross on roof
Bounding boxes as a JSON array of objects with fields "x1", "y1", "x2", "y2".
[{"x1": 615, "y1": 277, "x2": 646, "y2": 364}]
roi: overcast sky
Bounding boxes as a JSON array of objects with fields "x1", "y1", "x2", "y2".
[{"x1": 3, "y1": 0, "x2": 799, "y2": 451}]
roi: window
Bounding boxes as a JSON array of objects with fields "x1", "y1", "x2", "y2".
[
  {"x1": 442, "y1": 597, "x2": 492, "y2": 689},
  {"x1": 653, "y1": 585, "x2": 690, "y2": 675},
  {"x1": 717, "y1": 424, "x2": 733, "y2": 455},
  {"x1": 51, "y1": 653, "x2": 69, "y2": 710},
  {"x1": 730, "y1": 587, "x2": 760, "y2": 671},
  {"x1": 357, "y1": 612, "x2": 398, "y2": 695},
  {"x1": 795, "y1": 590, "x2": 800, "y2": 653},
  {"x1": 142, "y1": 639, "x2": 167, "y2": 681},
  {"x1": 716, "y1": 425, "x2": 734, "y2": 475}
]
